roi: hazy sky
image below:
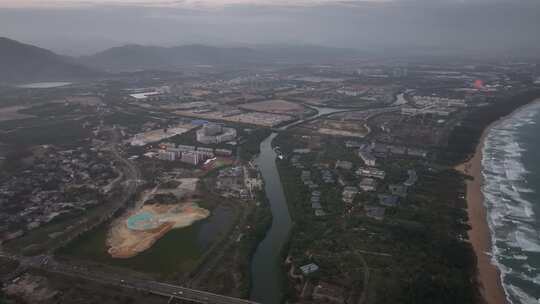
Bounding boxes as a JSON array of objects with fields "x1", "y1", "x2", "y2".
[
  {"x1": 1, "y1": 0, "x2": 539, "y2": 56},
  {"x1": 1, "y1": 0, "x2": 379, "y2": 8}
]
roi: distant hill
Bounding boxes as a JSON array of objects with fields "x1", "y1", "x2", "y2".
[
  {"x1": 0, "y1": 37, "x2": 362, "y2": 80},
  {"x1": 0, "y1": 37, "x2": 100, "y2": 83},
  {"x1": 80, "y1": 44, "x2": 360, "y2": 72}
]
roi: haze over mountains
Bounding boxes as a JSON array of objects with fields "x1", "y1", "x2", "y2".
[
  {"x1": 80, "y1": 44, "x2": 360, "y2": 72},
  {"x1": 0, "y1": 37, "x2": 362, "y2": 83},
  {"x1": 0, "y1": 37, "x2": 98, "y2": 83},
  {"x1": 2, "y1": 0, "x2": 540, "y2": 58}
]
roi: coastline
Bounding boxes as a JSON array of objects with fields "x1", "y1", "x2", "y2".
[
  {"x1": 456, "y1": 97, "x2": 540, "y2": 304},
  {"x1": 457, "y1": 126, "x2": 507, "y2": 304}
]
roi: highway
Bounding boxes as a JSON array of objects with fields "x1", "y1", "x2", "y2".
[
  {"x1": 40, "y1": 127, "x2": 142, "y2": 254},
  {"x1": 275, "y1": 105, "x2": 402, "y2": 131},
  {"x1": 1, "y1": 253, "x2": 259, "y2": 304}
]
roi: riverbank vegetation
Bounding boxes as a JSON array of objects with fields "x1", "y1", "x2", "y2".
[
  {"x1": 192, "y1": 189, "x2": 272, "y2": 298},
  {"x1": 238, "y1": 128, "x2": 272, "y2": 161}
]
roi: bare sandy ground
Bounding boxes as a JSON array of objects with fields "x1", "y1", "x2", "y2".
[
  {"x1": 456, "y1": 130, "x2": 507, "y2": 304},
  {"x1": 64, "y1": 96, "x2": 103, "y2": 106},
  {"x1": 316, "y1": 128, "x2": 368, "y2": 138},
  {"x1": 107, "y1": 202, "x2": 210, "y2": 259},
  {"x1": 174, "y1": 109, "x2": 293, "y2": 127},
  {"x1": 239, "y1": 99, "x2": 306, "y2": 115},
  {"x1": 2, "y1": 274, "x2": 58, "y2": 303},
  {"x1": 0, "y1": 106, "x2": 34, "y2": 122},
  {"x1": 130, "y1": 124, "x2": 195, "y2": 146}
]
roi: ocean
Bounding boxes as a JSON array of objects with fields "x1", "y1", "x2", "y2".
[{"x1": 482, "y1": 100, "x2": 540, "y2": 304}]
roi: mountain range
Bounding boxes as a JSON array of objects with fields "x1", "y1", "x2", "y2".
[
  {"x1": 78, "y1": 44, "x2": 360, "y2": 72},
  {"x1": 0, "y1": 37, "x2": 99, "y2": 84},
  {"x1": 0, "y1": 37, "x2": 361, "y2": 83}
]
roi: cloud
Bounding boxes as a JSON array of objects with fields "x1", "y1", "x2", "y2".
[
  {"x1": 0, "y1": 0, "x2": 539, "y2": 56},
  {"x1": 0, "y1": 0, "x2": 374, "y2": 9},
  {"x1": 2, "y1": 0, "x2": 536, "y2": 8}
]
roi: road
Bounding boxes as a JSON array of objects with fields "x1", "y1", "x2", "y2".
[
  {"x1": 40, "y1": 127, "x2": 142, "y2": 254},
  {"x1": 356, "y1": 253, "x2": 370, "y2": 304},
  {"x1": 1, "y1": 253, "x2": 259, "y2": 304},
  {"x1": 275, "y1": 105, "x2": 402, "y2": 131},
  {"x1": 1, "y1": 127, "x2": 258, "y2": 304}
]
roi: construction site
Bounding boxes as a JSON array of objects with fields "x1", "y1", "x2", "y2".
[
  {"x1": 107, "y1": 202, "x2": 210, "y2": 258},
  {"x1": 106, "y1": 178, "x2": 209, "y2": 258}
]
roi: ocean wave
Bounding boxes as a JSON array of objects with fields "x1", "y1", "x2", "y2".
[
  {"x1": 512, "y1": 185, "x2": 535, "y2": 194},
  {"x1": 480, "y1": 100, "x2": 540, "y2": 304},
  {"x1": 507, "y1": 284, "x2": 538, "y2": 304},
  {"x1": 513, "y1": 231, "x2": 540, "y2": 253},
  {"x1": 513, "y1": 255, "x2": 529, "y2": 261}
]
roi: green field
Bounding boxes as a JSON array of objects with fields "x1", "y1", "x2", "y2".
[
  {"x1": 58, "y1": 204, "x2": 236, "y2": 279},
  {"x1": 59, "y1": 222, "x2": 204, "y2": 277}
]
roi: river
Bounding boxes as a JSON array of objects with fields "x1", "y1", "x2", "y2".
[
  {"x1": 249, "y1": 102, "x2": 395, "y2": 303},
  {"x1": 249, "y1": 133, "x2": 292, "y2": 304},
  {"x1": 249, "y1": 105, "x2": 365, "y2": 303}
]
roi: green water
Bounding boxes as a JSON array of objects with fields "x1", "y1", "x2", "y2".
[{"x1": 60, "y1": 205, "x2": 235, "y2": 278}]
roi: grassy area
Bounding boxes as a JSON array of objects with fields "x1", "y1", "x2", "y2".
[
  {"x1": 58, "y1": 220, "x2": 207, "y2": 278},
  {"x1": 0, "y1": 119, "x2": 90, "y2": 146},
  {"x1": 58, "y1": 181, "x2": 239, "y2": 280}
]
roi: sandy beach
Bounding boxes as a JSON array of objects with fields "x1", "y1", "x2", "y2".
[{"x1": 457, "y1": 130, "x2": 507, "y2": 304}]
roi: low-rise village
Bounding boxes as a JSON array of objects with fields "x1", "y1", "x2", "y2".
[{"x1": 0, "y1": 145, "x2": 118, "y2": 242}]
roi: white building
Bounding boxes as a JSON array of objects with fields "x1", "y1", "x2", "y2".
[
  {"x1": 359, "y1": 178, "x2": 377, "y2": 192},
  {"x1": 157, "y1": 150, "x2": 176, "y2": 161},
  {"x1": 356, "y1": 167, "x2": 386, "y2": 179},
  {"x1": 196, "y1": 123, "x2": 237, "y2": 144},
  {"x1": 180, "y1": 151, "x2": 200, "y2": 165},
  {"x1": 358, "y1": 151, "x2": 376, "y2": 167},
  {"x1": 300, "y1": 263, "x2": 320, "y2": 275}
]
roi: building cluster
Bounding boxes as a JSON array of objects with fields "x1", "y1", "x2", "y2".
[
  {"x1": 342, "y1": 186, "x2": 358, "y2": 204},
  {"x1": 127, "y1": 86, "x2": 172, "y2": 101},
  {"x1": 290, "y1": 155, "x2": 305, "y2": 169},
  {"x1": 401, "y1": 95, "x2": 467, "y2": 117},
  {"x1": 358, "y1": 150, "x2": 376, "y2": 167},
  {"x1": 331, "y1": 141, "x2": 424, "y2": 221},
  {"x1": 196, "y1": 123, "x2": 237, "y2": 144},
  {"x1": 154, "y1": 142, "x2": 233, "y2": 165},
  {"x1": 338, "y1": 162, "x2": 383, "y2": 204},
  {"x1": 356, "y1": 167, "x2": 386, "y2": 179},
  {"x1": 336, "y1": 85, "x2": 369, "y2": 97},
  {"x1": 0, "y1": 147, "x2": 117, "y2": 243},
  {"x1": 359, "y1": 142, "x2": 427, "y2": 161},
  {"x1": 129, "y1": 123, "x2": 195, "y2": 146},
  {"x1": 296, "y1": 262, "x2": 346, "y2": 303},
  {"x1": 367, "y1": 169, "x2": 417, "y2": 220},
  {"x1": 215, "y1": 166, "x2": 262, "y2": 200},
  {"x1": 299, "y1": 167, "x2": 331, "y2": 217},
  {"x1": 291, "y1": 145, "x2": 420, "y2": 221}
]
